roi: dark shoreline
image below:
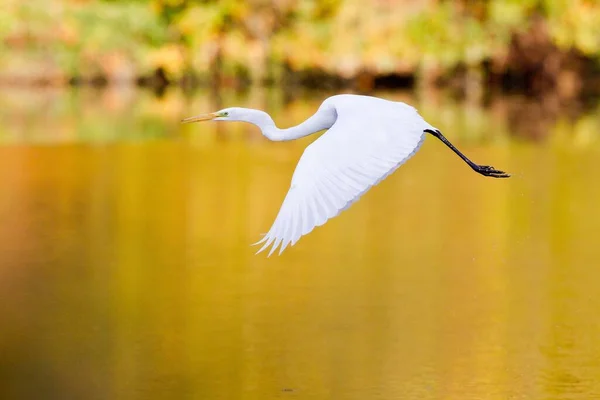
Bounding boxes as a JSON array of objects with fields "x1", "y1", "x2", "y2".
[{"x1": 2, "y1": 58, "x2": 599, "y2": 103}]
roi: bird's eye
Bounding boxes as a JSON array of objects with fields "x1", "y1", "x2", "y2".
[{"x1": 222, "y1": 112, "x2": 229, "y2": 117}]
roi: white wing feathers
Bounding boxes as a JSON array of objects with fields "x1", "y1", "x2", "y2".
[{"x1": 254, "y1": 97, "x2": 429, "y2": 256}]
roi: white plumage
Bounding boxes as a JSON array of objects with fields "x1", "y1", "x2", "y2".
[
  {"x1": 182, "y1": 94, "x2": 509, "y2": 256},
  {"x1": 254, "y1": 95, "x2": 430, "y2": 255}
]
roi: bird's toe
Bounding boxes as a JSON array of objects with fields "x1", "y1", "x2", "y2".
[{"x1": 475, "y1": 165, "x2": 510, "y2": 178}]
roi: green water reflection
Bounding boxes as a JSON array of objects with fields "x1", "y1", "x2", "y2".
[{"x1": 0, "y1": 88, "x2": 599, "y2": 400}]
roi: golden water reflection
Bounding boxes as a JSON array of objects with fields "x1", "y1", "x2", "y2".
[{"x1": 0, "y1": 88, "x2": 599, "y2": 400}]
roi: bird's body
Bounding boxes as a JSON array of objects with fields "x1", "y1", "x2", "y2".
[{"x1": 182, "y1": 94, "x2": 509, "y2": 256}]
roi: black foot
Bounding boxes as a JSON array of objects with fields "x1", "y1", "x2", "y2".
[
  {"x1": 425, "y1": 129, "x2": 511, "y2": 178},
  {"x1": 473, "y1": 165, "x2": 510, "y2": 178}
]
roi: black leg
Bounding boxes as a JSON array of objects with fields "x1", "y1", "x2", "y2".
[{"x1": 424, "y1": 129, "x2": 510, "y2": 178}]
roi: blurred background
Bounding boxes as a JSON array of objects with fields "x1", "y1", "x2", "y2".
[{"x1": 1, "y1": 1, "x2": 600, "y2": 399}]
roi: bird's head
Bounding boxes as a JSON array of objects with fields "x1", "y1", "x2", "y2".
[
  {"x1": 181, "y1": 107, "x2": 235, "y2": 123},
  {"x1": 181, "y1": 107, "x2": 271, "y2": 125}
]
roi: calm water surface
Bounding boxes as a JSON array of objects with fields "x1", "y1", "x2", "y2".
[{"x1": 1, "y1": 88, "x2": 600, "y2": 399}]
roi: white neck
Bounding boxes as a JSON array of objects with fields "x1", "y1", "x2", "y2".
[{"x1": 241, "y1": 106, "x2": 337, "y2": 142}]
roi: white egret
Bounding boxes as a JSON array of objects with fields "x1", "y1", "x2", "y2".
[{"x1": 182, "y1": 94, "x2": 509, "y2": 256}]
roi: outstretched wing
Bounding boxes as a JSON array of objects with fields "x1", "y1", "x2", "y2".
[{"x1": 255, "y1": 97, "x2": 430, "y2": 256}]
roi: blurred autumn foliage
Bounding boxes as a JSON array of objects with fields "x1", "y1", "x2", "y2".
[{"x1": 1, "y1": 0, "x2": 599, "y2": 96}]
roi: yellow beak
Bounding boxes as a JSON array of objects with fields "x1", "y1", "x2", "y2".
[{"x1": 181, "y1": 112, "x2": 218, "y2": 123}]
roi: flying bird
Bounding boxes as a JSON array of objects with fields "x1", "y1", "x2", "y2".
[{"x1": 182, "y1": 94, "x2": 509, "y2": 256}]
